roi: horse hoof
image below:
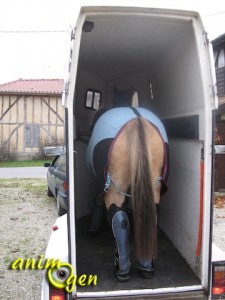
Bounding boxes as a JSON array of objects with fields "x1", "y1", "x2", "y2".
[
  {"x1": 114, "y1": 271, "x2": 130, "y2": 282},
  {"x1": 87, "y1": 227, "x2": 99, "y2": 236},
  {"x1": 114, "y1": 252, "x2": 130, "y2": 282},
  {"x1": 138, "y1": 268, "x2": 155, "y2": 279}
]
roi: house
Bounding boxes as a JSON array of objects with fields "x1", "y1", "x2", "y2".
[
  {"x1": 212, "y1": 34, "x2": 225, "y2": 192},
  {"x1": 0, "y1": 79, "x2": 64, "y2": 160}
]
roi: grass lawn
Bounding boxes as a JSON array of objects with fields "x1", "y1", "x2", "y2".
[{"x1": 0, "y1": 159, "x2": 52, "y2": 168}]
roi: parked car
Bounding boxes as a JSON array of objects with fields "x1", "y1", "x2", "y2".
[{"x1": 44, "y1": 151, "x2": 67, "y2": 216}]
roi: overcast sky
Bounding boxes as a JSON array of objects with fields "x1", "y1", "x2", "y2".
[{"x1": 0, "y1": 0, "x2": 224, "y2": 84}]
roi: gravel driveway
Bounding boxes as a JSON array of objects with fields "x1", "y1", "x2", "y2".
[
  {"x1": 213, "y1": 194, "x2": 225, "y2": 252},
  {"x1": 0, "y1": 167, "x2": 47, "y2": 179},
  {"x1": 0, "y1": 176, "x2": 224, "y2": 300},
  {"x1": 0, "y1": 178, "x2": 57, "y2": 300}
]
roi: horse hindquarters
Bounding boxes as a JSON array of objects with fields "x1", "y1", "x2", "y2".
[{"x1": 105, "y1": 118, "x2": 164, "y2": 279}]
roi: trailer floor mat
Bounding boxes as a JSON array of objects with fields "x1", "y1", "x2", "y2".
[{"x1": 76, "y1": 215, "x2": 200, "y2": 292}]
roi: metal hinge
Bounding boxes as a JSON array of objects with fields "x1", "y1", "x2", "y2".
[
  {"x1": 212, "y1": 84, "x2": 217, "y2": 99},
  {"x1": 71, "y1": 27, "x2": 75, "y2": 40},
  {"x1": 203, "y1": 31, "x2": 209, "y2": 44},
  {"x1": 64, "y1": 80, "x2": 70, "y2": 94}
]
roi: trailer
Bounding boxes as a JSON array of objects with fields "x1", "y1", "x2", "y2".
[{"x1": 42, "y1": 5, "x2": 225, "y2": 300}]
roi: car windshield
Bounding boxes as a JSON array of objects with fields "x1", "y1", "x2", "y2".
[{"x1": 54, "y1": 154, "x2": 66, "y2": 172}]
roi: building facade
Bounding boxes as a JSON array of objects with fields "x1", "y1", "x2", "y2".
[
  {"x1": 212, "y1": 34, "x2": 225, "y2": 192},
  {"x1": 0, "y1": 79, "x2": 64, "y2": 159}
]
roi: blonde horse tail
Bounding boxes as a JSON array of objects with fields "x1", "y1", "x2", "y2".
[{"x1": 129, "y1": 118, "x2": 157, "y2": 260}]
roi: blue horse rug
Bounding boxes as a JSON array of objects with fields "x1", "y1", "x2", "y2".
[{"x1": 87, "y1": 107, "x2": 169, "y2": 195}]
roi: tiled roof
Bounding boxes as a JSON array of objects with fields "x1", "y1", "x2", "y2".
[
  {"x1": 0, "y1": 79, "x2": 64, "y2": 95},
  {"x1": 212, "y1": 34, "x2": 225, "y2": 47}
]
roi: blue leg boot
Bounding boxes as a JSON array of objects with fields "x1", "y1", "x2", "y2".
[{"x1": 108, "y1": 204, "x2": 131, "y2": 282}]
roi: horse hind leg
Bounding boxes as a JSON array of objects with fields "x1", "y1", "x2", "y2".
[
  {"x1": 105, "y1": 124, "x2": 131, "y2": 281},
  {"x1": 88, "y1": 201, "x2": 105, "y2": 235},
  {"x1": 108, "y1": 202, "x2": 131, "y2": 282},
  {"x1": 137, "y1": 203, "x2": 159, "y2": 278}
]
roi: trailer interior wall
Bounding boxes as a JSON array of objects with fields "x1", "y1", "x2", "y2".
[{"x1": 72, "y1": 7, "x2": 213, "y2": 283}]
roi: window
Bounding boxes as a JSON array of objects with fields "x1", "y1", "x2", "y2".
[
  {"x1": 24, "y1": 124, "x2": 40, "y2": 148},
  {"x1": 85, "y1": 90, "x2": 101, "y2": 110},
  {"x1": 218, "y1": 48, "x2": 225, "y2": 68},
  {"x1": 131, "y1": 91, "x2": 139, "y2": 107},
  {"x1": 54, "y1": 154, "x2": 66, "y2": 170},
  {"x1": 150, "y1": 83, "x2": 154, "y2": 100},
  {"x1": 215, "y1": 48, "x2": 225, "y2": 69},
  {"x1": 58, "y1": 155, "x2": 66, "y2": 173}
]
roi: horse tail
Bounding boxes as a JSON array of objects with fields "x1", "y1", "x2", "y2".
[{"x1": 129, "y1": 117, "x2": 157, "y2": 260}]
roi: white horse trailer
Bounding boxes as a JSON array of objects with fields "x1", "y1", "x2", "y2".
[{"x1": 42, "y1": 5, "x2": 225, "y2": 300}]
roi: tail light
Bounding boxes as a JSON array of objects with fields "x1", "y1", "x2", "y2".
[
  {"x1": 50, "y1": 287, "x2": 65, "y2": 300},
  {"x1": 211, "y1": 261, "x2": 225, "y2": 298},
  {"x1": 63, "y1": 181, "x2": 68, "y2": 192}
]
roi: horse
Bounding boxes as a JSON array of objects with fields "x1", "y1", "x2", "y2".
[{"x1": 86, "y1": 106, "x2": 168, "y2": 282}]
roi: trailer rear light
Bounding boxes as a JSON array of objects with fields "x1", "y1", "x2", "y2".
[
  {"x1": 63, "y1": 181, "x2": 68, "y2": 192},
  {"x1": 50, "y1": 287, "x2": 65, "y2": 300},
  {"x1": 212, "y1": 261, "x2": 225, "y2": 298}
]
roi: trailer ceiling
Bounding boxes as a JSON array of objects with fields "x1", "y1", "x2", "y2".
[{"x1": 78, "y1": 13, "x2": 194, "y2": 80}]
